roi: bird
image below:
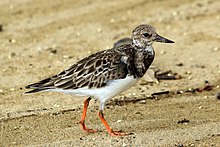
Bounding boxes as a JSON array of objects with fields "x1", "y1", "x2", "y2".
[
  {"x1": 25, "y1": 24, "x2": 174, "y2": 136},
  {"x1": 113, "y1": 37, "x2": 131, "y2": 48}
]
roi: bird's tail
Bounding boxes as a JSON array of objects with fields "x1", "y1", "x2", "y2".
[{"x1": 24, "y1": 76, "x2": 57, "y2": 94}]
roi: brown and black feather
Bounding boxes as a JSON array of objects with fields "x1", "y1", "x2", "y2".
[{"x1": 25, "y1": 43, "x2": 154, "y2": 94}]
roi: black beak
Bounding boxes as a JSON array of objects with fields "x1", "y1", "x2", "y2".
[{"x1": 155, "y1": 34, "x2": 175, "y2": 43}]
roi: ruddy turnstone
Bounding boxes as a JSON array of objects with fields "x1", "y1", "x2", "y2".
[{"x1": 25, "y1": 24, "x2": 174, "y2": 136}]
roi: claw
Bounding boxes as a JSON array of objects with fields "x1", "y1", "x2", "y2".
[
  {"x1": 98, "y1": 110, "x2": 133, "y2": 136},
  {"x1": 79, "y1": 121, "x2": 98, "y2": 133},
  {"x1": 110, "y1": 131, "x2": 133, "y2": 136}
]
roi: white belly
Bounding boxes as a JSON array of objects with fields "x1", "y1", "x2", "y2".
[{"x1": 52, "y1": 76, "x2": 139, "y2": 103}]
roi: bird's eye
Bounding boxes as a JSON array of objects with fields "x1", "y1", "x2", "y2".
[{"x1": 143, "y1": 33, "x2": 152, "y2": 38}]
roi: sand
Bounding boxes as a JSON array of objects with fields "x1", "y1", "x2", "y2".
[{"x1": 1, "y1": 0, "x2": 220, "y2": 146}]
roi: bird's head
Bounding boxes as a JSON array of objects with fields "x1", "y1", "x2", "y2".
[{"x1": 131, "y1": 24, "x2": 174, "y2": 48}]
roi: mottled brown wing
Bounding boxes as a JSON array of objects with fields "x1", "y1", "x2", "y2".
[
  {"x1": 54, "y1": 48, "x2": 130, "y2": 89},
  {"x1": 26, "y1": 47, "x2": 132, "y2": 92}
]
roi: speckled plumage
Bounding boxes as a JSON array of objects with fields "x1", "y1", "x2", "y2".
[
  {"x1": 25, "y1": 24, "x2": 174, "y2": 136},
  {"x1": 26, "y1": 44, "x2": 153, "y2": 90}
]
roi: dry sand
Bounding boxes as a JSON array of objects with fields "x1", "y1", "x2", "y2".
[{"x1": 1, "y1": 0, "x2": 220, "y2": 146}]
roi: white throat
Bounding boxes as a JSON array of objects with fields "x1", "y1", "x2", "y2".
[
  {"x1": 144, "y1": 45, "x2": 154, "y2": 56},
  {"x1": 132, "y1": 38, "x2": 155, "y2": 55}
]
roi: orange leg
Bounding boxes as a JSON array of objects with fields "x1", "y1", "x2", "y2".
[
  {"x1": 79, "y1": 97, "x2": 97, "y2": 133},
  {"x1": 98, "y1": 110, "x2": 132, "y2": 136}
]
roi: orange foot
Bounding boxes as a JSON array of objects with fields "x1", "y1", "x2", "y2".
[
  {"x1": 79, "y1": 121, "x2": 98, "y2": 133},
  {"x1": 109, "y1": 130, "x2": 133, "y2": 136},
  {"x1": 98, "y1": 110, "x2": 133, "y2": 137}
]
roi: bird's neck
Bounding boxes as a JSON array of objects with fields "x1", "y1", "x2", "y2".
[
  {"x1": 132, "y1": 44, "x2": 155, "y2": 56},
  {"x1": 144, "y1": 45, "x2": 155, "y2": 56},
  {"x1": 130, "y1": 45, "x2": 155, "y2": 78},
  {"x1": 131, "y1": 39, "x2": 154, "y2": 55}
]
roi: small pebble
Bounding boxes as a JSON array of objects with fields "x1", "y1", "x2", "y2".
[
  {"x1": 172, "y1": 11, "x2": 178, "y2": 16},
  {"x1": 117, "y1": 120, "x2": 122, "y2": 123},
  {"x1": 10, "y1": 88, "x2": 15, "y2": 91},
  {"x1": 160, "y1": 50, "x2": 166, "y2": 54},
  {"x1": 158, "y1": 18, "x2": 163, "y2": 23},
  {"x1": 213, "y1": 47, "x2": 219, "y2": 51},
  {"x1": 0, "y1": 89, "x2": 3, "y2": 93},
  {"x1": 198, "y1": 106, "x2": 203, "y2": 109},
  {"x1": 178, "y1": 90, "x2": 184, "y2": 94},
  {"x1": 192, "y1": 64, "x2": 205, "y2": 68},
  {"x1": 177, "y1": 144, "x2": 184, "y2": 147},
  {"x1": 185, "y1": 71, "x2": 191, "y2": 75},
  {"x1": 97, "y1": 28, "x2": 102, "y2": 33},
  {"x1": 44, "y1": 46, "x2": 50, "y2": 50},
  {"x1": 204, "y1": 80, "x2": 209, "y2": 84},
  {"x1": 37, "y1": 47, "x2": 43, "y2": 52},
  {"x1": 183, "y1": 32, "x2": 188, "y2": 36},
  {"x1": 110, "y1": 18, "x2": 115, "y2": 23},
  {"x1": 50, "y1": 49, "x2": 57, "y2": 54},
  {"x1": 87, "y1": 50, "x2": 92, "y2": 54},
  {"x1": 139, "y1": 100, "x2": 146, "y2": 104},
  {"x1": 11, "y1": 52, "x2": 16, "y2": 57},
  {"x1": 9, "y1": 39, "x2": 16, "y2": 43},
  {"x1": 177, "y1": 119, "x2": 190, "y2": 124},
  {"x1": 188, "y1": 76, "x2": 192, "y2": 80},
  {"x1": 0, "y1": 24, "x2": 3, "y2": 32},
  {"x1": 215, "y1": 92, "x2": 220, "y2": 100},
  {"x1": 187, "y1": 88, "x2": 194, "y2": 92},
  {"x1": 176, "y1": 63, "x2": 183, "y2": 66},
  {"x1": 54, "y1": 104, "x2": 60, "y2": 107},
  {"x1": 63, "y1": 55, "x2": 69, "y2": 59}
]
